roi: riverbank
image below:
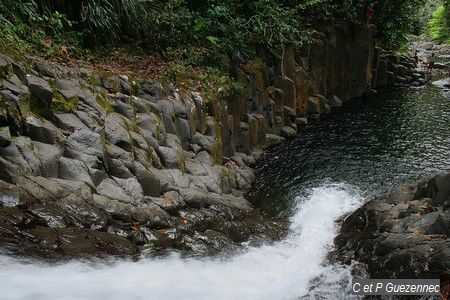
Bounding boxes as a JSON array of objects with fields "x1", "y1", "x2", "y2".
[
  {"x1": 0, "y1": 22, "x2": 433, "y2": 259},
  {"x1": 333, "y1": 172, "x2": 449, "y2": 295},
  {"x1": 0, "y1": 23, "x2": 377, "y2": 258}
]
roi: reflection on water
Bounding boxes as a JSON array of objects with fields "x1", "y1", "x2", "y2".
[{"x1": 249, "y1": 85, "x2": 450, "y2": 215}]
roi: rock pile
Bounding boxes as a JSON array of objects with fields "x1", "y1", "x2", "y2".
[
  {"x1": 373, "y1": 48, "x2": 426, "y2": 89},
  {"x1": 334, "y1": 172, "x2": 450, "y2": 279}
]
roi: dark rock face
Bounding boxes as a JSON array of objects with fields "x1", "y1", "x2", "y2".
[{"x1": 334, "y1": 172, "x2": 450, "y2": 279}]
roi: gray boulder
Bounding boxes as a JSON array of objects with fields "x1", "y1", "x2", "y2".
[
  {"x1": 96, "y1": 178, "x2": 133, "y2": 204},
  {"x1": 104, "y1": 112, "x2": 132, "y2": 151},
  {"x1": 0, "y1": 126, "x2": 11, "y2": 147},
  {"x1": 58, "y1": 157, "x2": 94, "y2": 188},
  {"x1": 54, "y1": 113, "x2": 90, "y2": 131},
  {"x1": 27, "y1": 74, "x2": 52, "y2": 109},
  {"x1": 92, "y1": 194, "x2": 169, "y2": 224},
  {"x1": 35, "y1": 61, "x2": 58, "y2": 78},
  {"x1": 65, "y1": 129, "x2": 105, "y2": 170},
  {"x1": 26, "y1": 113, "x2": 64, "y2": 144},
  {"x1": 330, "y1": 95, "x2": 343, "y2": 108},
  {"x1": 191, "y1": 132, "x2": 215, "y2": 153},
  {"x1": 307, "y1": 97, "x2": 320, "y2": 114},
  {"x1": 32, "y1": 141, "x2": 63, "y2": 178},
  {"x1": 280, "y1": 126, "x2": 296, "y2": 138},
  {"x1": 134, "y1": 164, "x2": 161, "y2": 197},
  {"x1": 295, "y1": 117, "x2": 308, "y2": 127},
  {"x1": 157, "y1": 146, "x2": 184, "y2": 169}
]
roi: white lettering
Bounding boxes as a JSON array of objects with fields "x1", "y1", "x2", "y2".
[{"x1": 375, "y1": 282, "x2": 383, "y2": 292}]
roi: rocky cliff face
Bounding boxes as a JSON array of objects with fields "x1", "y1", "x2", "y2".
[{"x1": 0, "y1": 24, "x2": 377, "y2": 257}]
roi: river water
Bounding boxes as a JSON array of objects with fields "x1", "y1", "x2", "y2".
[{"x1": 0, "y1": 84, "x2": 449, "y2": 299}]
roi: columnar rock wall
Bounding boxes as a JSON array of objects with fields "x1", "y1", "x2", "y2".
[{"x1": 0, "y1": 24, "x2": 376, "y2": 256}]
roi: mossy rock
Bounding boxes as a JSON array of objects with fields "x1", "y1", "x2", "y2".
[
  {"x1": 1, "y1": 94, "x2": 27, "y2": 135},
  {"x1": 95, "y1": 94, "x2": 113, "y2": 113},
  {"x1": 124, "y1": 118, "x2": 140, "y2": 133},
  {"x1": 129, "y1": 77, "x2": 140, "y2": 95},
  {"x1": 209, "y1": 121, "x2": 223, "y2": 165},
  {"x1": 211, "y1": 138, "x2": 223, "y2": 165},
  {"x1": 248, "y1": 116, "x2": 259, "y2": 147},
  {"x1": 150, "y1": 113, "x2": 165, "y2": 142},
  {"x1": 51, "y1": 90, "x2": 78, "y2": 114},
  {"x1": 0, "y1": 94, "x2": 8, "y2": 121},
  {"x1": 0, "y1": 62, "x2": 13, "y2": 79},
  {"x1": 87, "y1": 73, "x2": 101, "y2": 87},
  {"x1": 176, "y1": 149, "x2": 186, "y2": 172}
]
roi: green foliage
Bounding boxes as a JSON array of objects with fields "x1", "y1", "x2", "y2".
[
  {"x1": 373, "y1": 0, "x2": 428, "y2": 49},
  {"x1": 0, "y1": 0, "x2": 77, "y2": 55},
  {"x1": 80, "y1": 0, "x2": 154, "y2": 45},
  {"x1": 0, "y1": 0, "x2": 442, "y2": 68},
  {"x1": 52, "y1": 91, "x2": 79, "y2": 113},
  {"x1": 416, "y1": 0, "x2": 444, "y2": 32},
  {"x1": 95, "y1": 94, "x2": 113, "y2": 113},
  {"x1": 427, "y1": 4, "x2": 450, "y2": 43}
]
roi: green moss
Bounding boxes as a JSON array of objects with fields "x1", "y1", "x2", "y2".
[
  {"x1": 113, "y1": 81, "x2": 121, "y2": 93},
  {"x1": 129, "y1": 77, "x2": 140, "y2": 95},
  {"x1": 150, "y1": 113, "x2": 164, "y2": 141},
  {"x1": 221, "y1": 165, "x2": 237, "y2": 187},
  {"x1": 87, "y1": 73, "x2": 100, "y2": 87},
  {"x1": 0, "y1": 94, "x2": 8, "y2": 118},
  {"x1": 18, "y1": 93, "x2": 31, "y2": 116},
  {"x1": 6, "y1": 98, "x2": 27, "y2": 134},
  {"x1": 176, "y1": 149, "x2": 186, "y2": 172},
  {"x1": 51, "y1": 90, "x2": 78, "y2": 113},
  {"x1": 210, "y1": 122, "x2": 223, "y2": 165},
  {"x1": 0, "y1": 63, "x2": 13, "y2": 79},
  {"x1": 124, "y1": 118, "x2": 140, "y2": 133},
  {"x1": 95, "y1": 94, "x2": 113, "y2": 113}
]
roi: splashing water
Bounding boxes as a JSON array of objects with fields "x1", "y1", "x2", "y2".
[
  {"x1": 0, "y1": 184, "x2": 362, "y2": 300},
  {"x1": 0, "y1": 194, "x2": 20, "y2": 207}
]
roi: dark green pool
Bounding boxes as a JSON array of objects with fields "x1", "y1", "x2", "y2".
[{"x1": 249, "y1": 84, "x2": 450, "y2": 215}]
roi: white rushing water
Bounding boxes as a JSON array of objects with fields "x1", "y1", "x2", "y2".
[{"x1": 0, "y1": 184, "x2": 363, "y2": 300}]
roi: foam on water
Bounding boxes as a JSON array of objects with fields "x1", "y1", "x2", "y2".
[{"x1": 0, "y1": 184, "x2": 363, "y2": 300}]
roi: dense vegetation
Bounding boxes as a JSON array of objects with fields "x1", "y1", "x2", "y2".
[
  {"x1": 0, "y1": 0, "x2": 446, "y2": 94},
  {"x1": 1, "y1": 0, "x2": 440, "y2": 55},
  {"x1": 427, "y1": 2, "x2": 450, "y2": 43}
]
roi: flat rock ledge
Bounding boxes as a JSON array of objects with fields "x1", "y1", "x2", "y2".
[{"x1": 333, "y1": 172, "x2": 450, "y2": 281}]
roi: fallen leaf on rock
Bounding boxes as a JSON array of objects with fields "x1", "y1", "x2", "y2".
[
  {"x1": 130, "y1": 224, "x2": 140, "y2": 231},
  {"x1": 162, "y1": 195, "x2": 172, "y2": 202}
]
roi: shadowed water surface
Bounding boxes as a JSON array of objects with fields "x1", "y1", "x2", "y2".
[{"x1": 249, "y1": 84, "x2": 450, "y2": 215}]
